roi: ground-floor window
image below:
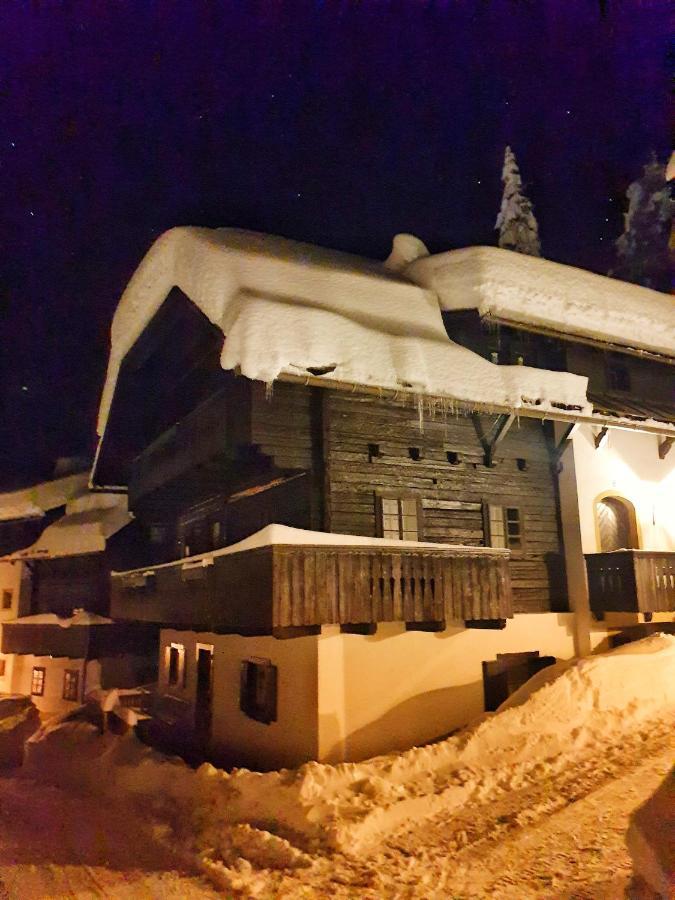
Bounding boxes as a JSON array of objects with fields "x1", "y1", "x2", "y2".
[
  {"x1": 62, "y1": 669, "x2": 80, "y2": 701},
  {"x1": 31, "y1": 666, "x2": 46, "y2": 696},
  {"x1": 240, "y1": 657, "x2": 277, "y2": 724},
  {"x1": 0, "y1": 658, "x2": 6, "y2": 677},
  {"x1": 166, "y1": 642, "x2": 186, "y2": 687},
  {"x1": 2, "y1": 589, "x2": 12, "y2": 610}
]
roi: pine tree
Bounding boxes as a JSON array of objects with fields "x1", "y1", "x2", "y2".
[
  {"x1": 495, "y1": 146, "x2": 541, "y2": 257},
  {"x1": 612, "y1": 156, "x2": 673, "y2": 292}
]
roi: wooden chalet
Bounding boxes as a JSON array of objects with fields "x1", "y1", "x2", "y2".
[
  {"x1": 89, "y1": 228, "x2": 674, "y2": 768},
  {"x1": 0, "y1": 490, "x2": 158, "y2": 715}
]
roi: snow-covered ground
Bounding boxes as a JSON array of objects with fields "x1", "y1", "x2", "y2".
[{"x1": 2, "y1": 634, "x2": 673, "y2": 898}]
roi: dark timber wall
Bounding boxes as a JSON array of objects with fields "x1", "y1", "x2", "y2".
[{"x1": 320, "y1": 391, "x2": 566, "y2": 614}]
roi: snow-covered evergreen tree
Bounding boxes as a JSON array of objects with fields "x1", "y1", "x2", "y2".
[
  {"x1": 495, "y1": 146, "x2": 541, "y2": 257},
  {"x1": 612, "y1": 156, "x2": 673, "y2": 292}
]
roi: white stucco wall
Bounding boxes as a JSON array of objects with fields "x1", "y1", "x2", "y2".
[
  {"x1": 10, "y1": 654, "x2": 85, "y2": 716},
  {"x1": 317, "y1": 613, "x2": 578, "y2": 763},
  {"x1": 160, "y1": 629, "x2": 320, "y2": 770},
  {"x1": 571, "y1": 425, "x2": 675, "y2": 553}
]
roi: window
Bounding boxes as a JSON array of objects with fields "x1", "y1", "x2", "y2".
[
  {"x1": 240, "y1": 658, "x2": 277, "y2": 724},
  {"x1": 606, "y1": 358, "x2": 631, "y2": 392},
  {"x1": 408, "y1": 446, "x2": 422, "y2": 461},
  {"x1": 149, "y1": 524, "x2": 167, "y2": 545},
  {"x1": 446, "y1": 450, "x2": 461, "y2": 465},
  {"x1": 368, "y1": 443, "x2": 381, "y2": 463},
  {"x1": 1, "y1": 590, "x2": 12, "y2": 610},
  {"x1": 379, "y1": 497, "x2": 419, "y2": 541},
  {"x1": 62, "y1": 669, "x2": 79, "y2": 702},
  {"x1": 486, "y1": 504, "x2": 523, "y2": 552},
  {"x1": 167, "y1": 643, "x2": 185, "y2": 686},
  {"x1": 31, "y1": 667, "x2": 45, "y2": 696},
  {"x1": 0, "y1": 659, "x2": 6, "y2": 678}
]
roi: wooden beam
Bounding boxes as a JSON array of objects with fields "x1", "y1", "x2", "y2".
[
  {"x1": 594, "y1": 426, "x2": 609, "y2": 450},
  {"x1": 340, "y1": 623, "x2": 377, "y2": 635},
  {"x1": 471, "y1": 412, "x2": 515, "y2": 466},
  {"x1": 658, "y1": 436, "x2": 674, "y2": 460}
]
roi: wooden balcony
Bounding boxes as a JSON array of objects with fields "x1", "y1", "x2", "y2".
[
  {"x1": 112, "y1": 541, "x2": 513, "y2": 631},
  {"x1": 585, "y1": 550, "x2": 675, "y2": 618}
]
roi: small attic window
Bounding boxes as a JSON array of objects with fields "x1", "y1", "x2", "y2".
[
  {"x1": 446, "y1": 451, "x2": 461, "y2": 465},
  {"x1": 368, "y1": 443, "x2": 382, "y2": 462},
  {"x1": 408, "y1": 447, "x2": 422, "y2": 461},
  {"x1": 516, "y1": 458, "x2": 528, "y2": 471}
]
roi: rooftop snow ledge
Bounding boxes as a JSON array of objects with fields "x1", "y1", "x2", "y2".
[
  {"x1": 96, "y1": 228, "x2": 589, "y2": 442},
  {"x1": 405, "y1": 246, "x2": 675, "y2": 359}
]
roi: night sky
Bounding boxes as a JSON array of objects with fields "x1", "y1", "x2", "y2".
[{"x1": 1, "y1": 1, "x2": 670, "y2": 489}]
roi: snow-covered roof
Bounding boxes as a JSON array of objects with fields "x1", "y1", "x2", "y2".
[
  {"x1": 96, "y1": 227, "x2": 589, "y2": 441},
  {"x1": 116, "y1": 523, "x2": 509, "y2": 576},
  {"x1": 0, "y1": 472, "x2": 89, "y2": 523},
  {"x1": 405, "y1": 246, "x2": 675, "y2": 359},
  {"x1": 8, "y1": 610, "x2": 114, "y2": 627},
  {"x1": 7, "y1": 492, "x2": 131, "y2": 560}
]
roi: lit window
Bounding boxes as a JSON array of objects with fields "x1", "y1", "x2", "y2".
[
  {"x1": 380, "y1": 497, "x2": 419, "y2": 541},
  {"x1": 31, "y1": 667, "x2": 45, "y2": 696},
  {"x1": 1, "y1": 590, "x2": 12, "y2": 610},
  {"x1": 240, "y1": 658, "x2": 277, "y2": 724},
  {"x1": 62, "y1": 669, "x2": 79, "y2": 702}
]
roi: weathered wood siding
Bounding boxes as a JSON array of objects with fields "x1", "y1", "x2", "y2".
[{"x1": 322, "y1": 392, "x2": 565, "y2": 614}]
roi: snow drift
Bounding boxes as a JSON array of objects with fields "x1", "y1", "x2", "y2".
[{"x1": 23, "y1": 634, "x2": 675, "y2": 872}]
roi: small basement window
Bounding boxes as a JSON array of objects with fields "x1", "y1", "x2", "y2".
[
  {"x1": 486, "y1": 504, "x2": 523, "y2": 552},
  {"x1": 379, "y1": 497, "x2": 420, "y2": 541},
  {"x1": 31, "y1": 666, "x2": 45, "y2": 697},
  {"x1": 1, "y1": 590, "x2": 12, "y2": 610},
  {"x1": 62, "y1": 669, "x2": 80, "y2": 702},
  {"x1": 240, "y1": 658, "x2": 277, "y2": 724}
]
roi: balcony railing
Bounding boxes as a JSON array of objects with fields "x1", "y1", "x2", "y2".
[
  {"x1": 585, "y1": 550, "x2": 675, "y2": 617},
  {"x1": 112, "y1": 541, "x2": 513, "y2": 630}
]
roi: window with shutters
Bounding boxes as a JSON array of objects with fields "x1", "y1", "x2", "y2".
[
  {"x1": 31, "y1": 667, "x2": 45, "y2": 696},
  {"x1": 486, "y1": 504, "x2": 523, "y2": 553},
  {"x1": 62, "y1": 669, "x2": 80, "y2": 701},
  {"x1": 240, "y1": 658, "x2": 277, "y2": 724},
  {"x1": 378, "y1": 496, "x2": 420, "y2": 541}
]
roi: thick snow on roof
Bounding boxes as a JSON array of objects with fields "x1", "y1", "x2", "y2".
[
  {"x1": 10, "y1": 610, "x2": 113, "y2": 627},
  {"x1": 117, "y1": 523, "x2": 508, "y2": 576},
  {"x1": 97, "y1": 228, "x2": 588, "y2": 438},
  {"x1": 405, "y1": 246, "x2": 675, "y2": 358},
  {"x1": 0, "y1": 472, "x2": 89, "y2": 523},
  {"x1": 10, "y1": 491, "x2": 131, "y2": 559}
]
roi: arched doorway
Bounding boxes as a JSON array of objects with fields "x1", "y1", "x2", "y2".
[{"x1": 595, "y1": 495, "x2": 639, "y2": 552}]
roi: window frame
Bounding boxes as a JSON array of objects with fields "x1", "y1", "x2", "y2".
[
  {"x1": 483, "y1": 502, "x2": 525, "y2": 556},
  {"x1": 31, "y1": 666, "x2": 46, "y2": 697},
  {"x1": 166, "y1": 642, "x2": 186, "y2": 688},
  {"x1": 375, "y1": 493, "x2": 423, "y2": 542},
  {"x1": 62, "y1": 669, "x2": 80, "y2": 702},
  {"x1": 240, "y1": 657, "x2": 278, "y2": 725}
]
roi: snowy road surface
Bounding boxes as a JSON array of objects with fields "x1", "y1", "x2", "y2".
[{"x1": 0, "y1": 717, "x2": 671, "y2": 898}]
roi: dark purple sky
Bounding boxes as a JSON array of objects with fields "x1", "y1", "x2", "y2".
[{"x1": 0, "y1": 1, "x2": 670, "y2": 488}]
